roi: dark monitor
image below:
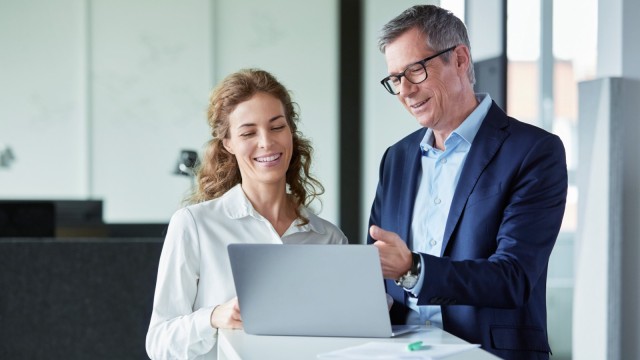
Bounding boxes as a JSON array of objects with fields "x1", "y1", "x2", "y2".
[
  {"x1": 0, "y1": 201, "x2": 55, "y2": 237},
  {"x1": 53, "y1": 200, "x2": 106, "y2": 237}
]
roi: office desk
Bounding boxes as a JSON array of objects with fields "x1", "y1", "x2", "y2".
[{"x1": 218, "y1": 327, "x2": 500, "y2": 360}]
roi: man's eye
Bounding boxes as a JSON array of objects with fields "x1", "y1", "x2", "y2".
[
  {"x1": 391, "y1": 77, "x2": 401, "y2": 85},
  {"x1": 408, "y1": 65, "x2": 424, "y2": 74}
]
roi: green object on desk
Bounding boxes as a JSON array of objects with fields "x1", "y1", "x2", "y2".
[{"x1": 407, "y1": 341, "x2": 423, "y2": 351}]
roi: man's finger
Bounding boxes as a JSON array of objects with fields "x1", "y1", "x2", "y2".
[{"x1": 369, "y1": 225, "x2": 400, "y2": 244}]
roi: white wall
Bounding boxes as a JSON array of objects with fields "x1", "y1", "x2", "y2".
[
  {"x1": 90, "y1": 0, "x2": 212, "y2": 222},
  {"x1": 0, "y1": 0, "x2": 339, "y2": 224},
  {"x1": 0, "y1": 0, "x2": 88, "y2": 198},
  {"x1": 573, "y1": 78, "x2": 614, "y2": 360},
  {"x1": 214, "y1": 0, "x2": 339, "y2": 222},
  {"x1": 572, "y1": 0, "x2": 640, "y2": 359},
  {"x1": 466, "y1": 0, "x2": 502, "y2": 61},
  {"x1": 361, "y1": 0, "x2": 432, "y2": 242},
  {"x1": 574, "y1": 77, "x2": 640, "y2": 360},
  {"x1": 597, "y1": 0, "x2": 640, "y2": 79}
]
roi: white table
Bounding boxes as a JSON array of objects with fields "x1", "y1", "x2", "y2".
[{"x1": 218, "y1": 326, "x2": 500, "y2": 360}]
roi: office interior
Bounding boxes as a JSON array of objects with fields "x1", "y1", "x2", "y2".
[{"x1": 1, "y1": 0, "x2": 638, "y2": 359}]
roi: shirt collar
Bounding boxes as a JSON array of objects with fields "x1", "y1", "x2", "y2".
[
  {"x1": 222, "y1": 184, "x2": 255, "y2": 219},
  {"x1": 420, "y1": 93, "x2": 492, "y2": 152},
  {"x1": 222, "y1": 183, "x2": 325, "y2": 235},
  {"x1": 288, "y1": 207, "x2": 326, "y2": 235}
]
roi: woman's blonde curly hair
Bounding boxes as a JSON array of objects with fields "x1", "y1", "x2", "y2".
[{"x1": 187, "y1": 68, "x2": 323, "y2": 225}]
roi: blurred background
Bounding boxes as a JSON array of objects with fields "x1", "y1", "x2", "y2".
[{"x1": 1, "y1": 0, "x2": 638, "y2": 359}]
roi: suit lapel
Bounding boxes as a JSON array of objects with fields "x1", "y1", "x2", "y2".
[
  {"x1": 398, "y1": 130, "x2": 425, "y2": 248},
  {"x1": 441, "y1": 103, "x2": 509, "y2": 255}
]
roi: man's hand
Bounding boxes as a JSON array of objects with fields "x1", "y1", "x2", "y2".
[
  {"x1": 370, "y1": 225, "x2": 413, "y2": 279},
  {"x1": 210, "y1": 297, "x2": 243, "y2": 329}
]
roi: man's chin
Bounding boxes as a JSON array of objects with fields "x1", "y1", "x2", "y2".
[{"x1": 416, "y1": 117, "x2": 434, "y2": 129}]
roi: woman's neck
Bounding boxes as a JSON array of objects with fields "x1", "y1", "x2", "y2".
[{"x1": 241, "y1": 182, "x2": 296, "y2": 236}]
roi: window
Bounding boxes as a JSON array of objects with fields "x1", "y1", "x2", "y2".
[{"x1": 507, "y1": 0, "x2": 598, "y2": 358}]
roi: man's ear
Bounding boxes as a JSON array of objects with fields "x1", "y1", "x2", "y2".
[
  {"x1": 454, "y1": 45, "x2": 471, "y2": 74},
  {"x1": 223, "y1": 139, "x2": 234, "y2": 154}
]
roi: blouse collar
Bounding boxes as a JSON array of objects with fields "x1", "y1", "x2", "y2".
[{"x1": 221, "y1": 184, "x2": 326, "y2": 235}]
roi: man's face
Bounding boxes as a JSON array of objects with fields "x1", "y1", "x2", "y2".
[{"x1": 384, "y1": 27, "x2": 465, "y2": 132}]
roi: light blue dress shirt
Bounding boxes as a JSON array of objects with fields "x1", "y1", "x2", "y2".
[{"x1": 405, "y1": 93, "x2": 492, "y2": 327}]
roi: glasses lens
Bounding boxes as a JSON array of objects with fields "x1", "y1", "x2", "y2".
[
  {"x1": 381, "y1": 62, "x2": 429, "y2": 95},
  {"x1": 405, "y1": 63, "x2": 427, "y2": 84},
  {"x1": 383, "y1": 77, "x2": 400, "y2": 94}
]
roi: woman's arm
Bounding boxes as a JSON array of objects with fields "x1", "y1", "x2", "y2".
[{"x1": 145, "y1": 209, "x2": 217, "y2": 359}]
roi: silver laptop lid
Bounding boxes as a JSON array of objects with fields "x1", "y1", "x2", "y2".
[{"x1": 228, "y1": 244, "x2": 393, "y2": 337}]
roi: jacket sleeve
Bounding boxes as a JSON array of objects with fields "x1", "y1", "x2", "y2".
[{"x1": 367, "y1": 147, "x2": 412, "y2": 324}]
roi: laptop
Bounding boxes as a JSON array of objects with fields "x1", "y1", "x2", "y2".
[{"x1": 227, "y1": 243, "x2": 420, "y2": 338}]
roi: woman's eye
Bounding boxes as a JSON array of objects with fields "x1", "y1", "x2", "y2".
[
  {"x1": 273, "y1": 125, "x2": 286, "y2": 131},
  {"x1": 240, "y1": 132, "x2": 254, "y2": 138}
]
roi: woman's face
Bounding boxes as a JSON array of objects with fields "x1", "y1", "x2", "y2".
[{"x1": 223, "y1": 92, "x2": 293, "y2": 188}]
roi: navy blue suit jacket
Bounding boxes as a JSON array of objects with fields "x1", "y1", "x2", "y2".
[{"x1": 367, "y1": 102, "x2": 567, "y2": 360}]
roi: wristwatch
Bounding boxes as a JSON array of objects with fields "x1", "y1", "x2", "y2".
[{"x1": 395, "y1": 252, "x2": 421, "y2": 289}]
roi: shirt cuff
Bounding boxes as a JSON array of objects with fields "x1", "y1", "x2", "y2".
[
  {"x1": 195, "y1": 306, "x2": 218, "y2": 339},
  {"x1": 407, "y1": 255, "x2": 425, "y2": 296}
]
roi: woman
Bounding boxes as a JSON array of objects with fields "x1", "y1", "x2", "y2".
[{"x1": 146, "y1": 69, "x2": 347, "y2": 359}]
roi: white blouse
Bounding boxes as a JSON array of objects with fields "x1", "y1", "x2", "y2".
[{"x1": 145, "y1": 184, "x2": 348, "y2": 359}]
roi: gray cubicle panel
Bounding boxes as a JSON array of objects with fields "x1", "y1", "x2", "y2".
[{"x1": 0, "y1": 238, "x2": 163, "y2": 359}]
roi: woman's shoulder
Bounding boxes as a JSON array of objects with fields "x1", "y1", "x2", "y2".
[
  {"x1": 304, "y1": 210, "x2": 348, "y2": 244},
  {"x1": 171, "y1": 197, "x2": 223, "y2": 223},
  {"x1": 173, "y1": 185, "x2": 248, "y2": 222},
  {"x1": 183, "y1": 197, "x2": 220, "y2": 212}
]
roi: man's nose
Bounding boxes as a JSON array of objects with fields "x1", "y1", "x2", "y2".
[{"x1": 398, "y1": 77, "x2": 417, "y2": 96}]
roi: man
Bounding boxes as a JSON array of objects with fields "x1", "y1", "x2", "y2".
[{"x1": 367, "y1": 5, "x2": 567, "y2": 360}]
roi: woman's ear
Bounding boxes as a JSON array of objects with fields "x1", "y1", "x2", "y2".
[{"x1": 223, "y1": 139, "x2": 234, "y2": 154}]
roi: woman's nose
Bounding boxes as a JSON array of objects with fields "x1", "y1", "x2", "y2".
[{"x1": 258, "y1": 131, "x2": 273, "y2": 148}]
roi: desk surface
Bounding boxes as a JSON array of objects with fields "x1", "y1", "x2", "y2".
[{"x1": 218, "y1": 326, "x2": 499, "y2": 360}]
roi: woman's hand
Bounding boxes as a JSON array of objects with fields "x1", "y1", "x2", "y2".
[{"x1": 210, "y1": 297, "x2": 243, "y2": 329}]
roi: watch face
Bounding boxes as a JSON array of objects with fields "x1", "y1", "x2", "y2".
[{"x1": 401, "y1": 275, "x2": 418, "y2": 289}]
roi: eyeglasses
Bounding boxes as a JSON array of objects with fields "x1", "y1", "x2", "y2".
[{"x1": 380, "y1": 46, "x2": 457, "y2": 95}]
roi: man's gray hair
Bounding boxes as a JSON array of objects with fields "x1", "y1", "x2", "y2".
[{"x1": 379, "y1": 5, "x2": 475, "y2": 86}]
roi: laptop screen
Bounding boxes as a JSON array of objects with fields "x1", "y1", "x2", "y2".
[{"x1": 228, "y1": 244, "x2": 395, "y2": 337}]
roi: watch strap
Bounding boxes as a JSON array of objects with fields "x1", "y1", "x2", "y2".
[
  {"x1": 410, "y1": 252, "x2": 421, "y2": 276},
  {"x1": 395, "y1": 252, "x2": 421, "y2": 287}
]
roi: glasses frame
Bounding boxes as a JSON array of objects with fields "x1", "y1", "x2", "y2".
[{"x1": 380, "y1": 45, "x2": 457, "y2": 95}]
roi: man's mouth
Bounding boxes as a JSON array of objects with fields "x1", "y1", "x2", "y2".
[{"x1": 410, "y1": 99, "x2": 428, "y2": 109}]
